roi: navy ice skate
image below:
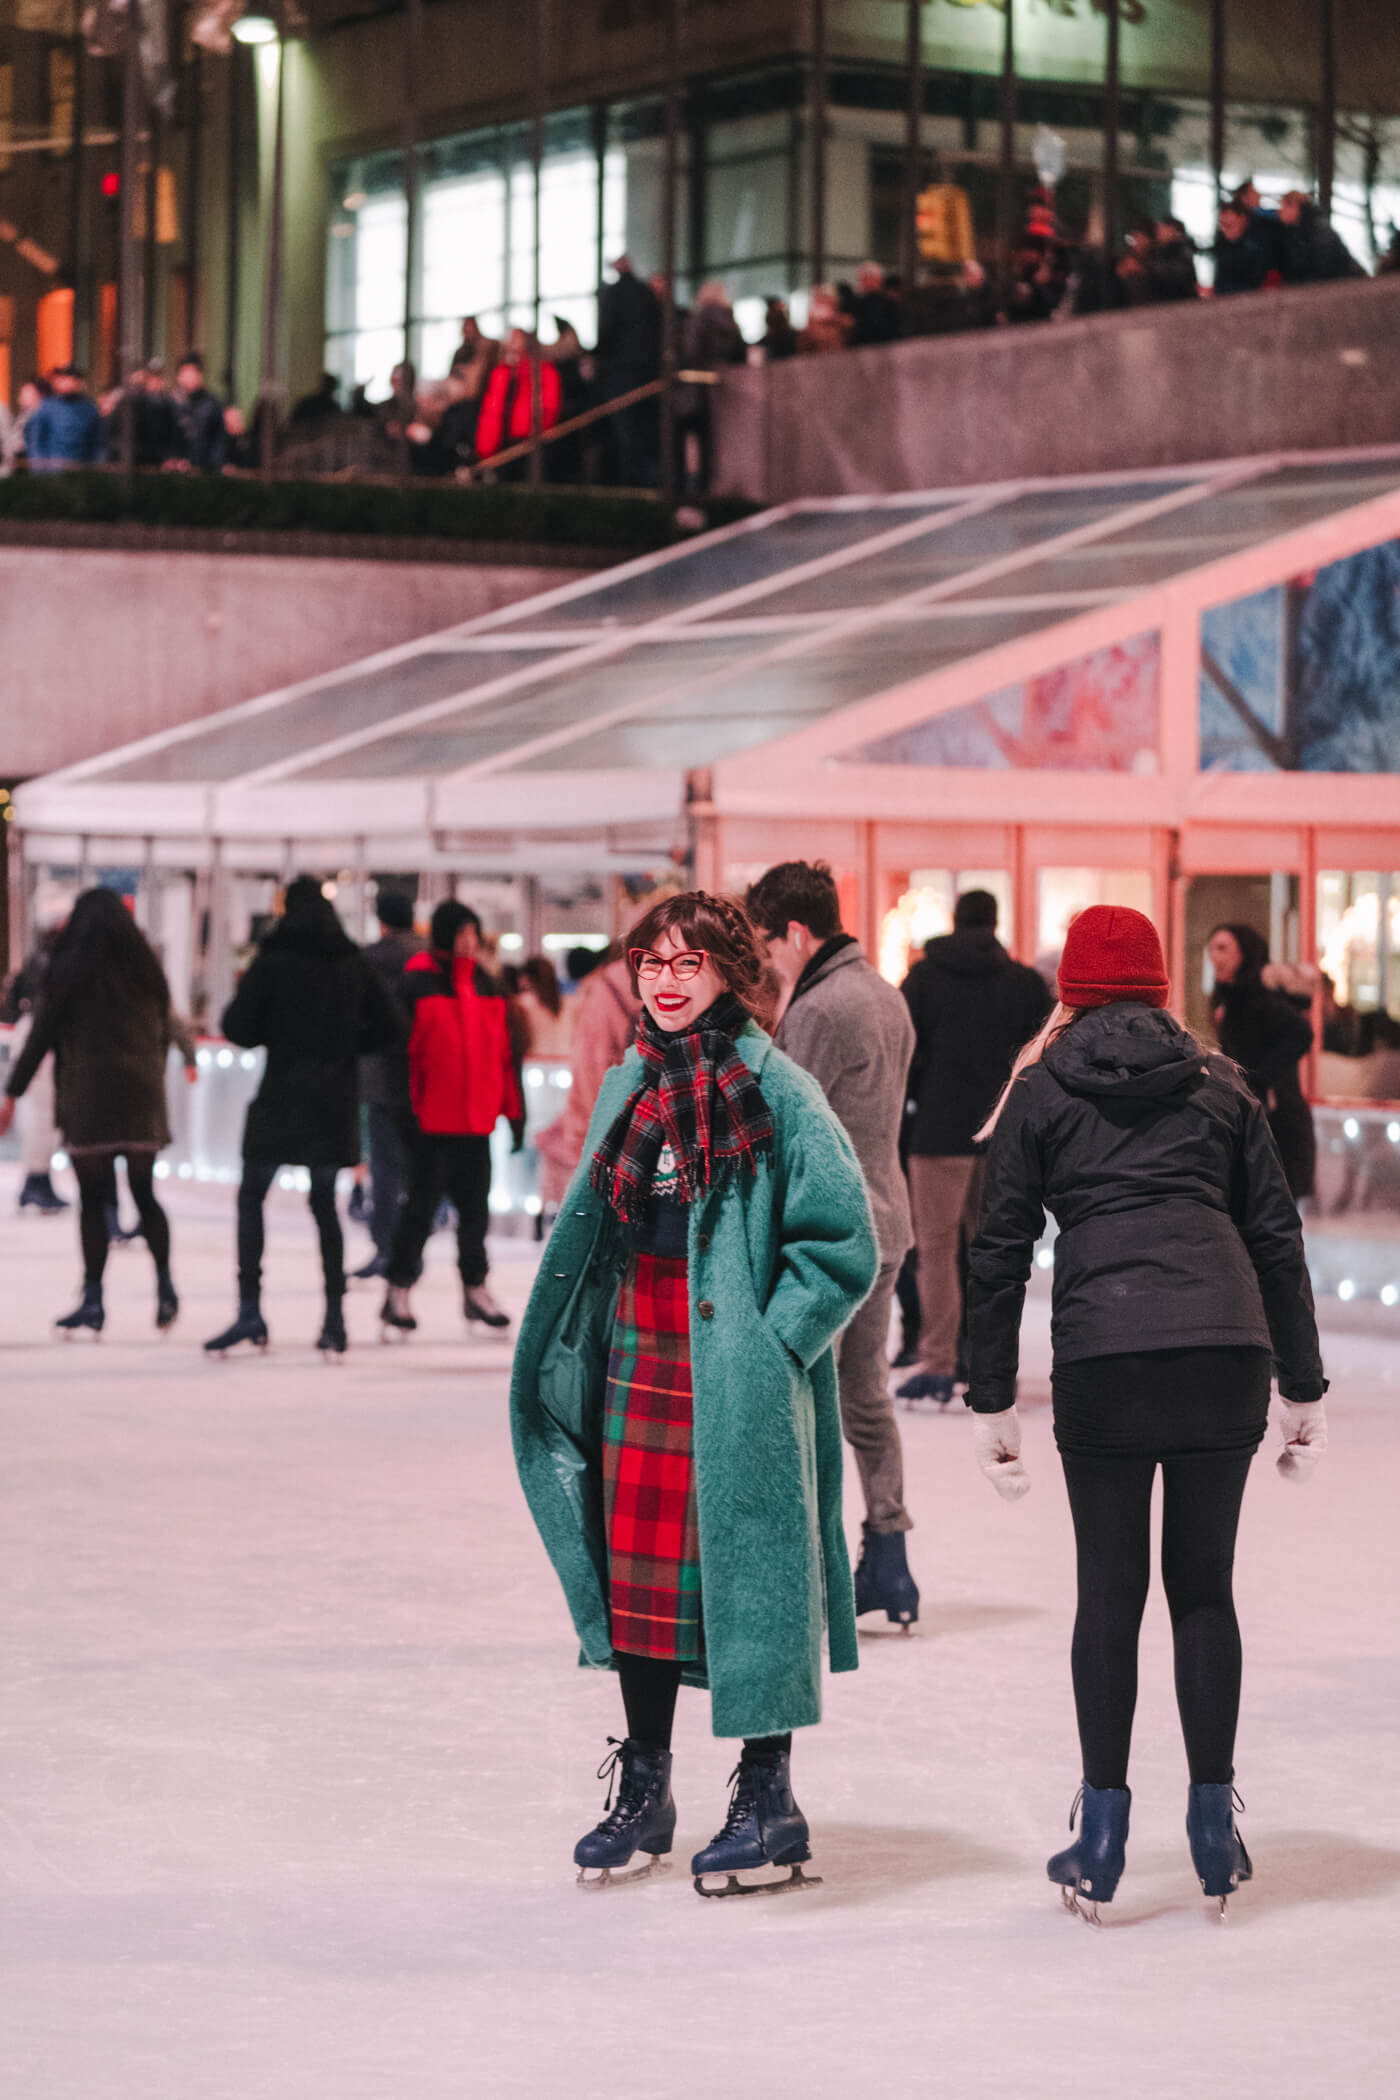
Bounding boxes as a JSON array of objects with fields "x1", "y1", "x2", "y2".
[
  {"x1": 895, "y1": 1372, "x2": 956, "y2": 1408},
  {"x1": 853, "y1": 1526, "x2": 919, "y2": 1632},
  {"x1": 574, "y1": 1738, "x2": 676, "y2": 1888},
  {"x1": 19, "y1": 1172, "x2": 68, "y2": 1214},
  {"x1": 204, "y1": 1300, "x2": 270, "y2": 1356},
  {"x1": 1047, "y1": 1782, "x2": 1131, "y2": 1924},
  {"x1": 1186, "y1": 1783, "x2": 1253, "y2": 1918},
  {"x1": 691, "y1": 1748, "x2": 821, "y2": 1897},
  {"x1": 55, "y1": 1284, "x2": 104, "y2": 1339}
]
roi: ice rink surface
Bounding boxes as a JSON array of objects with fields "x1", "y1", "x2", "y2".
[{"x1": 2, "y1": 1168, "x2": 1398, "y2": 2100}]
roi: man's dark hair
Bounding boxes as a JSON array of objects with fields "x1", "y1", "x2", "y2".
[
  {"x1": 375, "y1": 889, "x2": 415, "y2": 933},
  {"x1": 745, "y1": 860, "x2": 843, "y2": 942},
  {"x1": 954, "y1": 888, "x2": 998, "y2": 931},
  {"x1": 430, "y1": 899, "x2": 482, "y2": 952},
  {"x1": 178, "y1": 351, "x2": 204, "y2": 373},
  {"x1": 566, "y1": 944, "x2": 606, "y2": 983}
]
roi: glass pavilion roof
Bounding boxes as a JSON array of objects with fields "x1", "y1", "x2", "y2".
[{"x1": 48, "y1": 455, "x2": 1400, "y2": 797}]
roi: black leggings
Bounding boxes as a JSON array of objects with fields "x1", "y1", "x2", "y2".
[
  {"x1": 238, "y1": 1159, "x2": 343, "y2": 1302},
  {"x1": 74, "y1": 1151, "x2": 170, "y2": 1285},
  {"x1": 1054, "y1": 1347, "x2": 1270, "y2": 1790},
  {"x1": 615, "y1": 1652, "x2": 790, "y2": 1760}
]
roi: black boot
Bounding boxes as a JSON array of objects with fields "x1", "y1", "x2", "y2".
[
  {"x1": 204, "y1": 1298, "x2": 269, "y2": 1355},
  {"x1": 1186, "y1": 1783, "x2": 1253, "y2": 1914},
  {"x1": 1047, "y1": 1783, "x2": 1131, "y2": 1922},
  {"x1": 691, "y1": 1748, "x2": 821, "y2": 1897},
  {"x1": 853, "y1": 1526, "x2": 920, "y2": 1630},
  {"x1": 573, "y1": 1738, "x2": 676, "y2": 1887},
  {"x1": 56, "y1": 1283, "x2": 104, "y2": 1338},
  {"x1": 317, "y1": 1301, "x2": 348, "y2": 1358},
  {"x1": 155, "y1": 1268, "x2": 179, "y2": 1332},
  {"x1": 19, "y1": 1172, "x2": 68, "y2": 1214}
]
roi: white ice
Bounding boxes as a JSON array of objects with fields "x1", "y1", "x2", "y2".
[{"x1": 2, "y1": 1167, "x2": 1398, "y2": 2099}]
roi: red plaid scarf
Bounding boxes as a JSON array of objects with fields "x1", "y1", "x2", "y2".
[{"x1": 590, "y1": 993, "x2": 774, "y2": 1228}]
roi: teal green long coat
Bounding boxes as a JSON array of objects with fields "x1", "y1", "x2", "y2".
[{"x1": 510, "y1": 1019, "x2": 879, "y2": 1740}]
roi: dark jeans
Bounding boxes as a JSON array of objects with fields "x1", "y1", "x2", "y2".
[
  {"x1": 238, "y1": 1158, "x2": 344, "y2": 1303},
  {"x1": 1053, "y1": 1347, "x2": 1271, "y2": 1789},
  {"x1": 366, "y1": 1103, "x2": 411, "y2": 1260},
  {"x1": 74, "y1": 1150, "x2": 170, "y2": 1284},
  {"x1": 387, "y1": 1130, "x2": 492, "y2": 1290}
]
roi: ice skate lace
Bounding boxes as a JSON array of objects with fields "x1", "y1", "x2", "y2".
[
  {"x1": 593, "y1": 1738, "x2": 654, "y2": 1830},
  {"x1": 712, "y1": 1760, "x2": 761, "y2": 1839}
]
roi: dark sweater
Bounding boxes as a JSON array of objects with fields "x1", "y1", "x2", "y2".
[{"x1": 966, "y1": 1005, "x2": 1325, "y2": 1411}]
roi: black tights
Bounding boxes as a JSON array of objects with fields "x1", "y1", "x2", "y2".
[
  {"x1": 615, "y1": 1652, "x2": 790, "y2": 1759},
  {"x1": 1061, "y1": 1450, "x2": 1255, "y2": 1788},
  {"x1": 238, "y1": 1159, "x2": 344, "y2": 1303},
  {"x1": 75, "y1": 1152, "x2": 170, "y2": 1285}
]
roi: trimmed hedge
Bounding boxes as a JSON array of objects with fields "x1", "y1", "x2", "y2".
[{"x1": 0, "y1": 470, "x2": 758, "y2": 551}]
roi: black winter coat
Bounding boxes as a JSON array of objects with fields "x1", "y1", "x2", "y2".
[
  {"x1": 6, "y1": 974, "x2": 193, "y2": 1151},
  {"x1": 966, "y1": 1006, "x2": 1325, "y2": 1412},
  {"x1": 903, "y1": 929, "x2": 1053, "y2": 1155},
  {"x1": 223, "y1": 916, "x2": 403, "y2": 1168},
  {"x1": 1213, "y1": 979, "x2": 1316, "y2": 1200}
]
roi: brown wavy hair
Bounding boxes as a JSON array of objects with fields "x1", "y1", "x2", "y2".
[{"x1": 625, "y1": 890, "x2": 767, "y2": 1018}]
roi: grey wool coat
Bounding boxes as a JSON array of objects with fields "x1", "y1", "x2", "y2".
[
  {"x1": 776, "y1": 938, "x2": 915, "y2": 1267},
  {"x1": 510, "y1": 1019, "x2": 879, "y2": 1740}
]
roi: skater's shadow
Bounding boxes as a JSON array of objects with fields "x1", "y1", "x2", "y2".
[
  {"x1": 859, "y1": 1599, "x2": 1048, "y2": 1643},
  {"x1": 808, "y1": 1823, "x2": 1014, "y2": 1908},
  {"x1": 1215, "y1": 1829, "x2": 1400, "y2": 1914}
]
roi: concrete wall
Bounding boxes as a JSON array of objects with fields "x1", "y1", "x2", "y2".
[
  {"x1": 0, "y1": 550, "x2": 582, "y2": 779},
  {"x1": 713, "y1": 277, "x2": 1400, "y2": 503}
]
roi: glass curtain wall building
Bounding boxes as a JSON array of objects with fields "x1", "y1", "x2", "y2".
[{"x1": 323, "y1": 55, "x2": 1400, "y2": 396}]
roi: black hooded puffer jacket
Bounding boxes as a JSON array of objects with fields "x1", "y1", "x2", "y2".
[{"x1": 966, "y1": 1004, "x2": 1325, "y2": 1411}]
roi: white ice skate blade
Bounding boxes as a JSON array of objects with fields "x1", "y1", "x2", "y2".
[
  {"x1": 576, "y1": 1855, "x2": 671, "y2": 1891},
  {"x1": 1059, "y1": 1886, "x2": 1103, "y2": 1927},
  {"x1": 693, "y1": 1862, "x2": 822, "y2": 1900}
]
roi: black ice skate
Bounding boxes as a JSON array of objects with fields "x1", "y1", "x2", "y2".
[
  {"x1": 1047, "y1": 1782, "x2": 1131, "y2": 1925},
  {"x1": 204, "y1": 1300, "x2": 270, "y2": 1356},
  {"x1": 155, "y1": 1269, "x2": 179, "y2": 1332},
  {"x1": 573, "y1": 1738, "x2": 676, "y2": 1889},
  {"x1": 317, "y1": 1303, "x2": 348, "y2": 1360},
  {"x1": 463, "y1": 1283, "x2": 510, "y2": 1330},
  {"x1": 895, "y1": 1372, "x2": 956, "y2": 1408},
  {"x1": 691, "y1": 1748, "x2": 821, "y2": 1898},
  {"x1": 379, "y1": 1286, "x2": 416, "y2": 1340},
  {"x1": 55, "y1": 1284, "x2": 104, "y2": 1339},
  {"x1": 1186, "y1": 1782, "x2": 1253, "y2": 1920},
  {"x1": 853, "y1": 1526, "x2": 919, "y2": 1632}
]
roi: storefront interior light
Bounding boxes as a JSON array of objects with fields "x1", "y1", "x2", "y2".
[{"x1": 232, "y1": 14, "x2": 279, "y2": 44}]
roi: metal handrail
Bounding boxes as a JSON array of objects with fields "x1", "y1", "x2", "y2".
[{"x1": 460, "y1": 369, "x2": 719, "y2": 483}]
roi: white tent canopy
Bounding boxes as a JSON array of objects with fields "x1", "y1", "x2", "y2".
[{"x1": 19, "y1": 448, "x2": 1400, "y2": 882}]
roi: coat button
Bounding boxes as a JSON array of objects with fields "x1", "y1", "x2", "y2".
[
  {"x1": 697, "y1": 1233, "x2": 711, "y2": 1252},
  {"x1": 697, "y1": 1300, "x2": 714, "y2": 1320}
]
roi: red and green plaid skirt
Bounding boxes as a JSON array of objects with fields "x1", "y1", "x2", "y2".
[{"x1": 602, "y1": 1252, "x2": 702, "y2": 1662}]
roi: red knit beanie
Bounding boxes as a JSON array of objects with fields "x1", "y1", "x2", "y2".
[{"x1": 1057, "y1": 905, "x2": 1170, "y2": 1009}]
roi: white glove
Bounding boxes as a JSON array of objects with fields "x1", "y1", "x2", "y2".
[
  {"x1": 1277, "y1": 1397, "x2": 1328, "y2": 1484},
  {"x1": 973, "y1": 1407, "x2": 1031, "y2": 1500}
]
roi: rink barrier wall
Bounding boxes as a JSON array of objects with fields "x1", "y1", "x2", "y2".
[{"x1": 713, "y1": 275, "x2": 1400, "y2": 504}]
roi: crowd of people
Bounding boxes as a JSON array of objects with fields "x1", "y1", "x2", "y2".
[
  {"x1": 0, "y1": 182, "x2": 1385, "y2": 494},
  {"x1": 0, "y1": 867, "x2": 1332, "y2": 1908}
]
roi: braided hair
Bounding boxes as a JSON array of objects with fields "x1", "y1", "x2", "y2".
[{"x1": 625, "y1": 890, "x2": 768, "y2": 1018}]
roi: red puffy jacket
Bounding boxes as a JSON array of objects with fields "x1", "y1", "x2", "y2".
[
  {"x1": 474, "y1": 359, "x2": 562, "y2": 462},
  {"x1": 401, "y1": 950, "x2": 524, "y2": 1136}
]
